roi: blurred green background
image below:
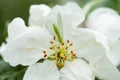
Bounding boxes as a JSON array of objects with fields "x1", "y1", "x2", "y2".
[
  {"x1": 0, "y1": 0, "x2": 120, "y2": 45},
  {"x1": 0, "y1": 0, "x2": 120, "y2": 80}
]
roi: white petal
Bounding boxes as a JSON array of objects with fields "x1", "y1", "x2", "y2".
[
  {"x1": 0, "y1": 38, "x2": 9, "y2": 55},
  {"x1": 90, "y1": 55, "x2": 120, "y2": 80},
  {"x1": 46, "y1": 2, "x2": 85, "y2": 38},
  {"x1": 0, "y1": 43, "x2": 6, "y2": 55},
  {"x1": 68, "y1": 28, "x2": 107, "y2": 62},
  {"x1": 60, "y1": 59, "x2": 95, "y2": 80},
  {"x1": 107, "y1": 39, "x2": 120, "y2": 66},
  {"x1": 86, "y1": 7, "x2": 120, "y2": 45},
  {"x1": 23, "y1": 60, "x2": 60, "y2": 80},
  {"x1": 2, "y1": 27, "x2": 52, "y2": 66},
  {"x1": 8, "y1": 17, "x2": 26, "y2": 40},
  {"x1": 29, "y1": 4, "x2": 51, "y2": 27}
]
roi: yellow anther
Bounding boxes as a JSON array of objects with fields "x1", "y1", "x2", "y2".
[
  {"x1": 70, "y1": 43, "x2": 73, "y2": 46},
  {"x1": 65, "y1": 47, "x2": 68, "y2": 50},
  {"x1": 43, "y1": 50, "x2": 46, "y2": 53},
  {"x1": 67, "y1": 40, "x2": 70, "y2": 43},
  {"x1": 62, "y1": 42, "x2": 64, "y2": 46},
  {"x1": 44, "y1": 54, "x2": 47, "y2": 57},
  {"x1": 50, "y1": 41, "x2": 54, "y2": 44},
  {"x1": 57, "y1": 46, "x2": 60, "y2": 49},
  {"x1": 71, "y1": 50, "x2": 74, "y2": 54},
  {"x1": 49, "y1": 47, "x2": 53, "y2": 50},
  {"x1": 61, "y1": 64, "x2": 64, "y2": 67}
]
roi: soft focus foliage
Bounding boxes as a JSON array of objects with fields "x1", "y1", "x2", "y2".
[{"x1": 0, "y1": 0, "x2": 120, "y2": 45}]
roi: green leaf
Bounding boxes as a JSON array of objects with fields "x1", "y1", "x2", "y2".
[{"x1": 0, "y1": 60, "x2": 27, "y2": 80}]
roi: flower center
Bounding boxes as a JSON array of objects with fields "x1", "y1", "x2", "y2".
[{"x1": 43, "y1": 37, "x2": 76, "y2": 70}]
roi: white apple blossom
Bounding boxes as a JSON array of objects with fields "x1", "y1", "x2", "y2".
[
  {"x1": 1, "y1": 2, "x2": 120, "y2": 80},
  {"x1": 28, "y1": 4, "x2": 51, "y2": 27},
  {"x1": 86, "y1": 7, "x2": 120, "y2": 66}
]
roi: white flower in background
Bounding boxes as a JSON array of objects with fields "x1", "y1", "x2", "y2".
[
  {"x1": 29, "y1": 4, "x2": 51, "y2": 27},
  {"x1": 86, "y1": 7, "x2": 120, "y2": 66},
  {"x1": 1, "y1": 2, "x2": 120, "y2": 80}
]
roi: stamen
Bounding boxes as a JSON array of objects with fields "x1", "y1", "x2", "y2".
[
  {"x1": 53, "y1": 53, "x2": 56, "y2": 56},
  {"x1": 71, "y1": 53, "x2": 76, "y2": 58},
  {"x1": 43, "y1": 50, "x2": 47, "y2": 58},
  {"x1": 61, "y1": 64, "x2": 64, "y2": 67},
  {"x1": 64, "y1": 56, "x2": 67, "y2": 60},
  {"x1": 44, "y1": 54, "x2": 47, "y2": 57},
  {"x1": 71, "y1": 50, "x2": 74, "y2": 54},
  {"x1": 50, "y1": 41, "x2": 54, "y2": 44},
  {"x1": 62, "y1": 42, "x2": 64, "y2": 46},
  {"x1": 43, "y1": 50, "x2": 46, "y2": 54},
  {"x1": 65, "y1": 47, "x2": 68, "y2": 50},
  {"x1": 72, "y1": 53, "x2": 76, "y2": 57},
  {"x1": 57, "y1": 46, "x2": 60, "y2": 49},
  {"x1": 49, "y1": 47, "x2": 53, "y2": 50},
  {"x1": 70, "y1": 43, "x2": 73, "y2": 46},
  {"x1": 67, "y1": 40, "x2": 70, "y2": 43}
]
